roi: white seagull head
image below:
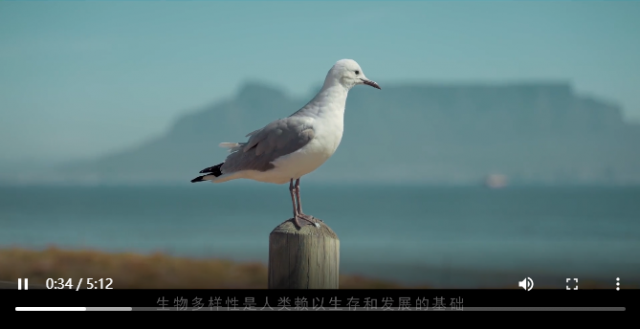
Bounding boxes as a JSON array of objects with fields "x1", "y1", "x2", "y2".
[{"x1": 325, "y1": 59, "x2": 381, "y2": 90}]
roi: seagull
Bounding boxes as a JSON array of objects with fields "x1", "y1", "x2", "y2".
[{"x1": 191, "y1": 59, "x2": 380, "y2": 229}]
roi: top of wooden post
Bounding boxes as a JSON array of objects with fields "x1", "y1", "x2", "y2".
[{"x1": 270, "y1": 219, "x2": 338, "y2": 239}]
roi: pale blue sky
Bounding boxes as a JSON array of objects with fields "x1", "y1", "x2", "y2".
[{"x1": 1, "y1": 1, "x2": 639, "y2": 164}]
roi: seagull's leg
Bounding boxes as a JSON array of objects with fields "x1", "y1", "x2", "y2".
[
  {"x1": 289, "y1": 179, "x2": 297, "y2": 217},
  {"x1": 294, "y1": 178, "x2": 306, "y2": 215},
  {"x1": 294, "y1": 178, "x2": 321, "y2": 224},
  {"x1": 289, "y1": 179, "x2": 303, "y2": 228}
]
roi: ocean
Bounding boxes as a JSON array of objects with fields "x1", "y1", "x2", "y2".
[{"x1": 1, "y1": 183, "x2": 639, "y2": 288}]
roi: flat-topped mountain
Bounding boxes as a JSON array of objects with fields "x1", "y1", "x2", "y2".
[{"x1": 48, "y1": 82, "x2": 640, "y2": 185}]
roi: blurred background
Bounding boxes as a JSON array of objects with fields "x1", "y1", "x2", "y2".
[{"x1": 1, "y1": 1, "x2": 639, "y2": 289}]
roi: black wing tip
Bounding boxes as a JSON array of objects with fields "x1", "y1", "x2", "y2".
[
  {"x1": 191, "y1": 176, "x2": 205, "y2": 183},
  {"x1": 199, "y1": 162, "x2": 224, "y2": 176}
]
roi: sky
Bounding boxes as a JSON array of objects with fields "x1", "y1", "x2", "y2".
[{"x1": 1, "y1": 1, "x2": 639, "y2": 165}]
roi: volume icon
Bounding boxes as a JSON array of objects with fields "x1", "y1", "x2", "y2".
[{"x1": 518, "y1": 277, "x2": 534, "y2": 291}]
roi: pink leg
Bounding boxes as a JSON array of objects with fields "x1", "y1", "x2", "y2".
[{"x1": 289, "y1": 179, "x2": 315, "y2": 228}]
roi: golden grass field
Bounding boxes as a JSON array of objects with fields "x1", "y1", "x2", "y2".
[{"x1": 0, "y1": 246, "x2": 625, "y2": 289}]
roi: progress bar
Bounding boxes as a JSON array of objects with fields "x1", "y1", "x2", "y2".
[
  {"x1": 16, "y1": 307, "x2": 625, "y2": 311},
  {"x1": 16, "y1": 307, "x2": 132, "y2": 311},
  {"x1": 441, "y1": 307, "x2": 625, "y2": 311}
]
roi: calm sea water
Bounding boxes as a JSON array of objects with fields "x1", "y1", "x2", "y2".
[{"x1": 1, "y1": 184, "x2": 639, "y2": 288}]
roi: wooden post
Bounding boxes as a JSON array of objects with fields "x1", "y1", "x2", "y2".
[{"x1": 268, "y1": 219, "x2": 339, "y2": 289}]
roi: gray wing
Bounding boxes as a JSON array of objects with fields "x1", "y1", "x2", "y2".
[{"x1": 220, "y1": 116, "x2": 315, "y2": 173}]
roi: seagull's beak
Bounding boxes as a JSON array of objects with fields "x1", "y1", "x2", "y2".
[{"x1": 361, "y1": 78, "x2": 381, "y2": 89}]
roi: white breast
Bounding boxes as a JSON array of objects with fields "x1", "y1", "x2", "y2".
[
  {"x1": 270, "y1": 111, "x2": 344, "y2": 180},
  {"x1": 313, "y1": 109, "x2": 344, "y2": 157}
]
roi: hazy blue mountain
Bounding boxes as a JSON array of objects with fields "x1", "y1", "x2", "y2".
[{"x1": 24, "y1": 81, "x2": 640, "y2": 185}]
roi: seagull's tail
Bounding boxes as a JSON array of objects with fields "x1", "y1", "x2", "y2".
[
  {"x1": 191, "y1": 162, "x2": 224, "y2": 183},
  {"x1": 199, "y1": 162, "x2": 224, "y2": 175},
  {"x1": 191, "y1": 172, "x2": 241, "y2": 184},
  {"x1": 191, "y1": 175, "x2": 216, "y2": 183}
]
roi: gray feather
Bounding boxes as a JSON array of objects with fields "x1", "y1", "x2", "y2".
[{"x1": 220, "y1": 117, "x2": 315, "y2": 173}]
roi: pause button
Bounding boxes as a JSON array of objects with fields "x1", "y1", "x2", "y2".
[{"x1": 18, "y1": 278, "x2": 28, "y2": 290}]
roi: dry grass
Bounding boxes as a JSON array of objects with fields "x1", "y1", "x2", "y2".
[
  {"x1": 0, "y1": 246, "x2": 626, "y2": 289},
  {"x1": 0, "y1": 246, "x2": 412, "y2": 289}
]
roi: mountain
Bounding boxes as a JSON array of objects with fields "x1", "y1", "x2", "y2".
[{"x1": 26, "y1": 81, "x2": 640, "y2": 185}]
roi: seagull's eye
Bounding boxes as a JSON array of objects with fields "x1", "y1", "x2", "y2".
[{"x1": 355, "y1": 70, "x2": 359, "y2": 75}]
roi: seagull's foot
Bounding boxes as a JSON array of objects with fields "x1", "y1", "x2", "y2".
[
  {"x1": 292, "y1": 213, "x2": 320, "y2": 229},
  {"x1": 298, "y1": 214, "x2": 324, "y2": 223},
  {"x1": 299, "y1": 213, "x2": 322, "y2": 227}
]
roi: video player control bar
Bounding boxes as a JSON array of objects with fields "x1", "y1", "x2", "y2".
[{"x1": 16, "y1": 307, "x2": 625, "y2": 311}]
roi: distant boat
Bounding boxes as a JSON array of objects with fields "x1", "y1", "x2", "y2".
[{"x1": 485, "y1": 174, "x2": 507, "y2": 188}]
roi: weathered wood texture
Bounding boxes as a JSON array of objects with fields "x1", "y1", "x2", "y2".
[{"x1": 268, "y1": 219, "x2": 339, "y2": 289}]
